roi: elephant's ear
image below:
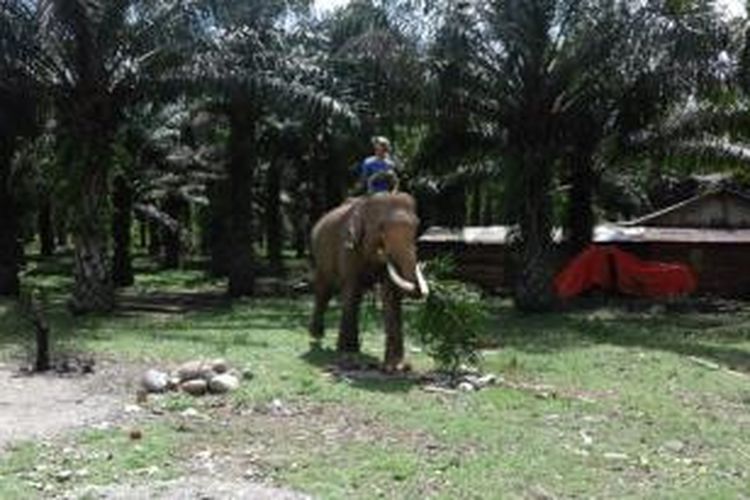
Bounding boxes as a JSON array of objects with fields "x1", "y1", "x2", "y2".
[{"x1": 349, "y1": 201, "x2": 366, "y2": 246}]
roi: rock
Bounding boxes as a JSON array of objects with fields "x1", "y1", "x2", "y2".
[
  {"x1": 167, "y1": 377, "x2": 181, "y2": 391},
  {"x1": 208, "y1": 374, "x2": 240, "y2": 394},
  {"x1": 55, "y1": 470, "x2": 73, "y2": 482},
  {"x1": 528, "y1": 485, "x2": 555, "y2": 500},
  {"x1": 141, "y1": 369, "x2": 169, "y2": 393},
  {"x1": 176, "y1": 361, "x2": 205, "y2": 382},
  {"x1": 579, "y1": 430, "x2": 593, "y2": 446},
  {"x1": 210, "y1": 358, "x2": 229, "y2": 374},
  {"x1": 664, "y1": 440, "x2": 685, "y2": 453},
  {"x1": 124, "y1": 404, "x2": 143, "y2": 414},
  {"x1": 464, "y1": 373, "x2": 497, "y2": 390},
  {"x1": 181, "y1": 379, "x2": 208, "y2": 396},
  {"x1": 457, "y1": 381, "x2": 475, "y2": 392},
  {"x1": 268, "y1": 398, "x2": 293, "y2": 417},
  {"x1": 180, "y1": 408, "x2": 209, "y2": 420}
]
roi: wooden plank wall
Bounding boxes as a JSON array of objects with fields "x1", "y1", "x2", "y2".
[
  {"x1": 419, "y1": 242, "x2": 511, "y2": 292},
  {"x1": 614, "y1": 242, "x2": 750, "y2": 297},
  {"x1": 421, "y1": 240, "x2": 750, "y2": 298}
]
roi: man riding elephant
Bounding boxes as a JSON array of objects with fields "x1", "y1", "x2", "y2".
[
  {"x1": 346, "y1": 136, "x2": 398, "y2": 249},
  {"x1": 309, "y1": 136, "x2": 428, "y2": 371},
  {"x1": 358, "y1": 136, "x2": 398, "y2": 194}
]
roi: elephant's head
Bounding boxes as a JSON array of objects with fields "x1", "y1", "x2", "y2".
[{"x1": 353, "y1": 193, "x2": 429, "y2": 298}]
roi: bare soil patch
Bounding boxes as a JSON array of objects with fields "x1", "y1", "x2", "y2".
[
  {"x1": 0, "y1": 360, "x2": 133, "y2": 452},
  {"x1": 69, "y1": 478, "x2": 310, "y2": 500}
]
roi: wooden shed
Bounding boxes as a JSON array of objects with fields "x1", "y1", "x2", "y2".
[{"x1": 418, "y1": 189, "x2": 750, "y2": 297}]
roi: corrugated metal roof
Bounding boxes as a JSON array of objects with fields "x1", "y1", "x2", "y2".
[
  {"x1": 595, "y1": 225, "x2": 750, "y2": 243},
  {"x1": 419, "y1": 226, "x2": 513, "y2": 244},
  {"x1": 419, "y1": 225, "x2": 750, "y2": 245},
  {"x1": 622, "y1": 188, "x2": 750, "y2": 227}
]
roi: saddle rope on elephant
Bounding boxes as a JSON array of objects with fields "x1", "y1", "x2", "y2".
[
  {"x1": 366, "y1": 169, "x2": 400, "y2": 195},
  {"x1": 345, "y1": 170, "x2": 401, "y2": 250}
]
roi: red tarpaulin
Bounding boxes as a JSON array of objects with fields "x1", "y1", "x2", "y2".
[{"x1": 555, "y1": 246, "x2": 697, "y2": 299}]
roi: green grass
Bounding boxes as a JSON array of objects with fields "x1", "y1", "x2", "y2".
[
  {"x1": 0, "y1": 423, "x2": 185, "y2": 498},
  {"x1": 1, "y1": 256, "x2": 749, "y2": 498}
]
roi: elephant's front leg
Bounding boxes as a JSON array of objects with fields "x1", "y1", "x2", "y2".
[
  {"x1": 382, "y1": 281, "x2": 405, "y2": 371},
  {"x1": 337, "y1": 281, "x2": 363, "y2": 353}
]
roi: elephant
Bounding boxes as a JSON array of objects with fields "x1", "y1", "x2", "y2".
[{"x1": 309, "y1": 192, "x2": 429, "y2": 371}]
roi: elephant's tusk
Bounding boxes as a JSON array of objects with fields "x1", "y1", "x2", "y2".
[
  {"x1": 416, "y1": 264, "x2": 430, "y2": 298},
  {"x1": 387, "y1": 261, "x2": 416, "y2": 293}
]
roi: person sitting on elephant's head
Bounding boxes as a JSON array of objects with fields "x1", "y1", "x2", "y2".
[
  {"x1": 346, "y1": 136, "x2": 398, "y2": 250},
  {"x1": 359, "y1": 136, "x2": 397, "y2": 194}
]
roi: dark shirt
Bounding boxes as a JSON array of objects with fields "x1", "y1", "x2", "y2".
[{"x1": 359, "y1": 155, "x2": 395, "y2": 193}]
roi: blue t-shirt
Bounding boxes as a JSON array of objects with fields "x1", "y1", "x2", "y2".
[{"x1": 360, "y1": 156, "x2": 395, "y2": 193}]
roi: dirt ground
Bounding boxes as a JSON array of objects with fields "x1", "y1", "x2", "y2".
[
  {"x1": 0, "y1": 361, "x2": 310, "y2": 500},
  {"x1": 69, "y1": 479, "x2": 310, "y2": 500},
  {"x1": 0, "y1": 362, "x2": 123, "y2": 452}
]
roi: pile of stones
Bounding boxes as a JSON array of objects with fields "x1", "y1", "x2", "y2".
[{"x1": 141, "y1": 359, "x2": 241, "y2": 396}]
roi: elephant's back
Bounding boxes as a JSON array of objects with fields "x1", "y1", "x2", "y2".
[{"x1": 310, "y1": 201, "x2": 355, "y2": 267}]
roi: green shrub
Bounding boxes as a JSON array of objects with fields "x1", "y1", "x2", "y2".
[{"x1": 411, "y1": 257, "x2": 488, "y2": 375}]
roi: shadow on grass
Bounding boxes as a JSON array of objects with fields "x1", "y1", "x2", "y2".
[
  {"x1": 300, "y1": 345, "x2": 419, "y2": 393},
  {"x1": 488, "y1": 302, "x2": 750, "y2": 373},
  {"x1": 0, "y1": 298, "x2": 109, "y2": 366}
]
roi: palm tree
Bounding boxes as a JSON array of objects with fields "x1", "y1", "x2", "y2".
[
  {"x1": 195, "y1": 0, "x2": 356, "y2": 296},
  {"x1": 31, "y1": 0, "x2": 193, "y2": 312},
  {"x1": 559, "y1": 0, "x2": 731, "y2": 254},
  {"x1": 0, "y1": 0, "x2": 41, "y2": 296},
  {"x1": 114, "y1": 102, "x2": 223, "y2": 281},
  {"x1": 420, "y1": 0, "x2": 728, "y2": 311}
]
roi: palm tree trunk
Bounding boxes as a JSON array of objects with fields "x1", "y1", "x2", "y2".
[
  {"x1": 514, "y1": 158, "x2": 556, "y2": 312},
  {"x1": 324, "y1": 157, "x2": 344, "y2": 210},
  {"x1": 441, "y1": 185, "x2": 466, "y2": 227},
  {"x1": 56, "y1": 214, "x2": 68, "y2": 249},
  {"x1": 291, "y1": 165, "x2": 309, "y2": 259},
  {"x1": 148, "y1": 219, "x2": 162, "y2": 258},
  {"x1": 162, "y1": 193, "x2": 184, "y2": 269},
  {"x1": 265, "y1": 160, "x2": 284, "y2": 275},
  {"x1": 294, "y1": 224, "x2": 306, "y2": 259},
  {"x1": 0, "y1": 156, "x2": 20, "y2": 296},
  {"x1": 112, "y1": 175, "x2": 134, "y2": 287},
  {"x1": 470, "y1": 184, "x2": 481, "y2": 225},
  {"x1": 138, "y1": 216, "x2": 147, "y2": 249},
  {"x1": 226, "y1": 93, "x2": 256, "y2": 296},
  {"x1": 205, "y1": 179, "x2": 230, "y2": 277},
  {"x1": 38, "y1": 196, "x2": 55, "y2": 257},
  {"x1": 70, "y1": 168, "x2": 114, "y2": 314},
  {"x1": 565, "y1": 156, "x2": 595, "y2": 256},
  {"x1": 311, "y1": 159, "x2": 327, "y2": 223}
]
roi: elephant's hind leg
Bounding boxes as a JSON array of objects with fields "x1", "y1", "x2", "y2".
[{"x1": 310, "y1": 276, "x2": 332, "y2": 343}]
